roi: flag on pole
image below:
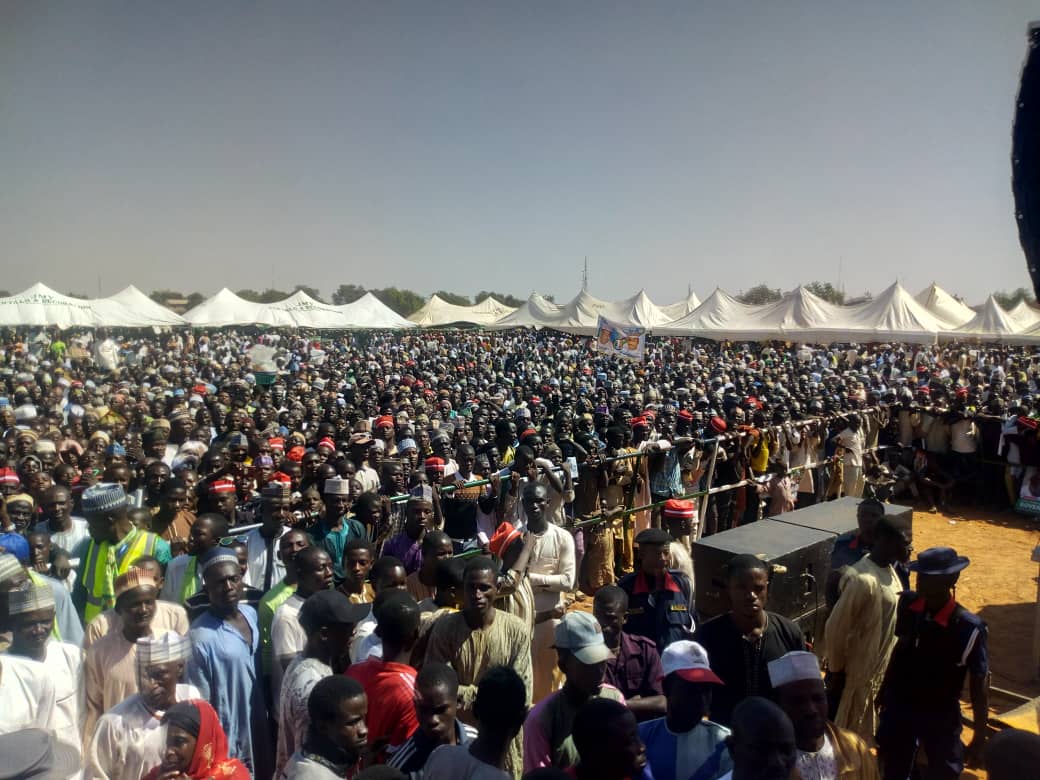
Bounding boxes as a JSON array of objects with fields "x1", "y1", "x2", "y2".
[{"x1": 594, "y1": 315, "x2": 646, "y2": 362}]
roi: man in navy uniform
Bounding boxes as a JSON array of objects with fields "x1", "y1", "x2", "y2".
[
  {"x1": 617, "y1": 528, "x2": 694, "y2": 652},
  {"x1": 876, "y1": 546, "x2": 989, "y2": 779}
]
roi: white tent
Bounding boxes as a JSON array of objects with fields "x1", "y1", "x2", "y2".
[
  {"x1": 658, "y1": 291, "x2": 702, "y2": 322},
  {"x1": 182, "y1": 288, "x2": 279, "y2": 327},
  {"x1": 95, "y1": 285, "x2": 186, "y2": 328},
  {"x1": 335, "y1": 292, "x2": 415, "y2": 329},
  {"x1": 655, "y1": 288, "x2": 761, "y2": 338},
  {"x1": 267, "y1": 290, "x2": 350, "y2": 329},
  {"x1": 0, "y1": 283, "x2": 102, "y2": 329},
  {"x1": 409, "y1": 295, "x2": 516, "y2": 327},
  {"x1": 487, "y1": 294, "x2": 563, "y2": 330},
  {"x1": 915, "y1": 283, "x2": 975, "y2": 327},
  {"x1": 1009, "y1": 299, "x2": 1040, "y2": 329},
  {"x1": 749, "y1": 286, "x2": 845, "y2": 341},
  {"x1": 490, "y1": 289, "x2": 678, "y2": 334},
  {"x1": 599, "y1": 290, "x2": 676, "y2": 330},
  {"x1": 945, "y1": 296, "x2": 1021, "y2": 341},
  {"x1": 829, "y1": 282, "x2": 946, "y2": 343}
]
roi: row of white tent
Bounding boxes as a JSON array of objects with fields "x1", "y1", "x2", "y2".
[
  {"x1": 0, "y1": 284, "x2": 413, "y2": 330},
  {"x1": 3, "y1": 282, "x2": 1040, "y2": 344}
]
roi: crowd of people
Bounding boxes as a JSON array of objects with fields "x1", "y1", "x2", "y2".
[{"x1": 1, "y1": 325, "x2": 1040, "y2": 779}]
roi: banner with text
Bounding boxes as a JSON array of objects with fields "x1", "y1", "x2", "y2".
[{"x1": 595, "y1": 315, "x2": 646, "y2": 362}]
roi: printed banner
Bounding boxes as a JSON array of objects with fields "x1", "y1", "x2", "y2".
[{"x1": 595, "y1": 315, "x2": 646, "y2": 362}]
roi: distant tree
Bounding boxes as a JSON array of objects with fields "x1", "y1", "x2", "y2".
[
  {"x1": 332, "y1": 284, "x2": 367, "y2": 305},
  {"x1": 256, "y1": 289, "x2": 290, "y2": 303},
  {"x1": 993, "y1": 287, "x2": 1033, "y2": 308},
  {"x1": 543, "y1": 294, "x2": 556, "y2": 303},
  {"x1": 804, "y1": 281, "x2": 845, "y2": 305},
  {"x1": 0, "y1": 290, "x2": 10, "y2": 298},
  {"x1": 370, "y1": 287, "x2": 425, "y2": 317},
  {"x1": 433, "y1": 290, "x2": 471, "y2": 306},
  {"x1": 149, "y1": 289, "x2": 184, "y2": 304},
  {"x1": 736, "y1": 285, "x2": 782, "y2": 305},
  {"x1": 475, "y1": 291, "x2": 526, "y2": 308},
  {"x1": 236, "y1": 289, "x2": 262, "y2": 302},
  {"x1": 293, "y1": 285, "x2": 325, "y2": 303},
  {"x1": 845, "y1": 292, "x2": 873, "y2": 306},
  {"x1": 185, "y1": 292, "x2": 205, "y2": 309},
  {"x1": 65, "y1": 292, "x2": 89, "y2": 299}
]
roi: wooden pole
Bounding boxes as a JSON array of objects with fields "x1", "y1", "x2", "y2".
[
  {"x1": 696, "y1": 438, "x2": 721, "y2": 542},
  {"x1": 1032, "y1": 545, "x2": 1040, "y2": 679}
]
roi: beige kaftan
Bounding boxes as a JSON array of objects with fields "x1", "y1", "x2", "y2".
[{"x1": 824, "y1": 556, "x2": 900, "y2": 742}]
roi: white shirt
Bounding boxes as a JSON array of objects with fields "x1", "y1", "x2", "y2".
[
  {"x1": 836, "y1": 427, "x2": 864, "y2": 467},
  {"x1": 526, "y1": 523, "x2": 576, "y2": 612},
  {"x1": 33, "y1": 516, "x2": 90, "y2": 556},
  {"x1": 355, "y1": 466, "x2": 380, "y2": 494},
  {"x1": 86, "y1": 684, "x2": 201, "y2": 780},
  {"x1": 274, "y1": 658, "x2": 331, "y2": 776},
  {"x1": 271, "y1": 593, "x2": 306, "y2": 711},
  {"x1": 160, "y1": 554, "x2": 201, "y2": 603},
  {"x1": 795, "y1": 732, "x2": 839, "y2": 780},
  {"x1": 950, "y1": 418, "x2": 979, "y2": 454},
  {"x1": 41, "y1": 640, "x2": 85, "y2": 758},
  {"x1": 0, "y1": 655, "x2": 57, "y2": 736},
  {"x1": 242, "y1": 525, "x2": 289, "y2": 589},
  {"x1": 349, "y1": 610, "x2": 381, "y2": 663}
]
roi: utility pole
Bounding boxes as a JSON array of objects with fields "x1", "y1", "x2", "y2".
[{"x1": 582, "y1": 257, "x2": 589, "y2": 291}]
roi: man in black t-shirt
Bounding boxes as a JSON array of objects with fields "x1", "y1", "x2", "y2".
[{"x1": 693, "y1": 554, "x2": 805, "y2": 726}]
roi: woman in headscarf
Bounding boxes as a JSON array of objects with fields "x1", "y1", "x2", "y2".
[{"x1": 142, "y1": 700, "x2": 249, "y2": 780}]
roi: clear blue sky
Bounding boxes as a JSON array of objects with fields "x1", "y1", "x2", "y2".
[{"x1": 1, "y1": 1, "x2": 1037, "y2": 305}]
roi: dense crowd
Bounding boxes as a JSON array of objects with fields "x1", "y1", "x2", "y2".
[{"x1": 1, "y1": 326, "x2": 1039, "y2": 780}]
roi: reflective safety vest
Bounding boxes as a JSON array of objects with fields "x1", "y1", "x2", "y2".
[
  {"x1": 81, "y1": 528, "x2": 159, "y2": 623},
  {"x1": 26, "y1": 570, "x2": 61, "y2": 641}
]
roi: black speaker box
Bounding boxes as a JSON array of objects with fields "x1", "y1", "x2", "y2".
[{"x1": 693, "y1": 499, "x2": 913, "y2": 644}]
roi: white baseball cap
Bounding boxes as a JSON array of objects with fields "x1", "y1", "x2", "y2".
[{"x1": 660, "y1": 640, "x2": 724, "y2": 685}]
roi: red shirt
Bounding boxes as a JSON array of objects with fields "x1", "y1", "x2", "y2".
[{"x1": 345, "y1": 658, "x2": 419, "y2": 758}]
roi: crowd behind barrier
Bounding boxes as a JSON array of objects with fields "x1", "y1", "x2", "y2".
[{"x1": 0, "y1": 325, "x2": 1032, "y2": 778}]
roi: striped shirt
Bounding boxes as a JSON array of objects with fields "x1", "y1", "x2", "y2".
[{"x1": 385, "y1": 719, "x2": 479, "y2": 776}]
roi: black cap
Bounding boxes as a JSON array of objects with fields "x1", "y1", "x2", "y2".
[
  {"x1": 299, "y1": 590, "x2": 369, "y2": 633},
  {"x1": 635, "y1": 528, "x2": 672, "y2": 546}
]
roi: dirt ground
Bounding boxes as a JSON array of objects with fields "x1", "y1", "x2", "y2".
[{"x1": 911, "y1": 503, "x2": 1040, "y2": 779}]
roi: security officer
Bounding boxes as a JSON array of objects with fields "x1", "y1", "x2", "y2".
[
  {"x1": 617, "y1": 527, "x2": 694, "y2": 652},
  {"x1": 876, "y1": 546, "x2": 989, "y2": 779}
]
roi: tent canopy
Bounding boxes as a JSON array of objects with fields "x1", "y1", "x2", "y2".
[
  {"x1": 336, "y1": 292, "x2": 415, "y2": 329},
  {"x1": 95, "y1": 285, "x2": 186, "y2": 328},
  {"x1": 945, "y1": 296, "x2": 1021, "y2": 341},
  {"x1": 183, "y1": 288, "x2": 275, "y2": 327},
  {"x1": 0, "y1": 283, "x2": 104, "y2": 329},
  {"x1": 915, "y1": 283, "x2": 975, "y2": 327},
  {"x1": 409, "y1": 295, "x2": 516, "y2": 327}
]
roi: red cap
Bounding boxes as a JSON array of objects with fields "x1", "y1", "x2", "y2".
[
  {"x1": 268, "y1": 437, "x2": 285, "y2": 451},
  {"x1": 208, "y1": 478, "x2": 236, "y2": 495},
  {"x1": 489, "y1": 522, "x2": 522, "y2": 557},
  {"x1": 375, "y1": 415, "x2": 395, "y2": 429},
  {"x1": 317, "y1": 437, "x2": 336, "y2": 451},
  {"x1": 286, "y1": 445, "x2": 306, "y2": 462},
  {"x1": 424, "y1": 457, "x2": 446, "y2": 473},
  {"x1": 663, "y1": 498, "x2": 696, "y2": 520},
  {"x1": 710, "y1": 416, "x2": 727, "y2": 434}
]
